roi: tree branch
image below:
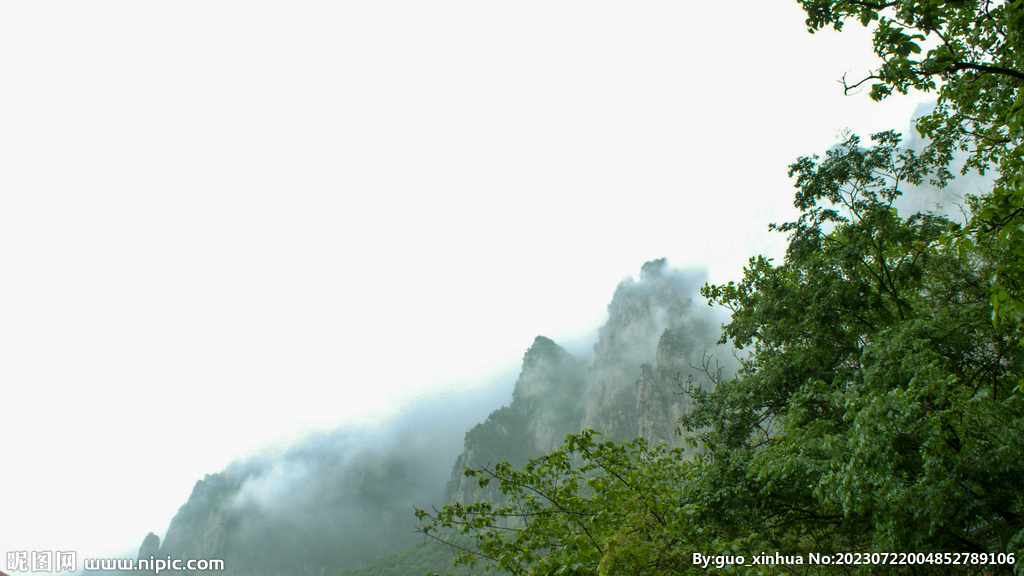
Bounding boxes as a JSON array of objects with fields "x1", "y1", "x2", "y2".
[{"x1": 948, "y1": 61, "x2": 1024, "y2": 82}]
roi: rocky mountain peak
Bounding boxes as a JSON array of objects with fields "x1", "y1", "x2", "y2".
[
  {"x1": 512, "y1": 335, "x2": 584, "y2": 402},
  {"x1": 136, "y1": 533, "x2": 160, "y2": 561},
  {"x1": 639, "y1": 257, "x2": 668, "y2": 281}
]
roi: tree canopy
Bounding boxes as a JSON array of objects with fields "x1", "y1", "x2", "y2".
[{"x1": 799, "y1": 0, "x2": 1024, "y2": 322}]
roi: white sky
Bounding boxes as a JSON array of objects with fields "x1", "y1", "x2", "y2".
[{"x1": 1, "y1": 1, "x2": 934, "y2": 565}]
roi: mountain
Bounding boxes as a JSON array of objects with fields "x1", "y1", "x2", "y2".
[
  {"x1": 130, "y1": 428, "x2": 463, "y2": 576},
  {"x1": 443, "y1": 258, "x2": 727, "y2": 506},
  {"x1": 121, "y1": 259, "x2": 730, "y2": 576}
]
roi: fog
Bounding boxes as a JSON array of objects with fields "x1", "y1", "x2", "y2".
[
  {"x1": 891, "y1": 103, "x2": 999, "y2": 220},
  {"x1": 148, "y1": 379, "x2": 518, "y2": 575}
]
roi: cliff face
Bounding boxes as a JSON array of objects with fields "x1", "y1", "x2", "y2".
[
  {"x1": 444, "y1": 258, "x2": 727, "y2": 503},
  {"x1": 158, "y1": 474, "x2": 237, "y2": 567},
  {"x1": 580, "y1": 258, "x2": 707, "y2": 441},
  {"x1": 636, "y1": 328, "x2": 708, "y2": 449},
  {"x1": 445, "y1": 335, "x2": 588, "y2": 504}
]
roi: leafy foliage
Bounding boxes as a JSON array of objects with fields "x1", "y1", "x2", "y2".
[
  {"x1": 796, "y1": 0, "x2": 1024, "y2": 323},
  {"x1": 693, "y1": 131, "x2": 1024, "y2": 565},
  {"x1": 418, "y1": 430, "x2": 752, "y2": 576}
]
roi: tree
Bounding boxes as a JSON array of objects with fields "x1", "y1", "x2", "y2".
[
  {"x1": 796, "y1": 0, "x2": 1024, "y2": 323},
  {"x1": 695, "y1": 131, "x2": 1024, "y2": 566},
  {"x1": 416, "y1": 430, "x2": 752, "y2": 576}
]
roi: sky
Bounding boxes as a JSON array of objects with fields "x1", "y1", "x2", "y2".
[{"x1": 0, "y1": 0, "x2": 937, "y2": 566}]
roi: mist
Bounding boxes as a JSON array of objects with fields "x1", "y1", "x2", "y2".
[
  {"x1": 895, "y1": 102, "x2": 997, "y2": 219},
  {"x1": 137, "y1": 371, "x2": 519, "y2": 575}
]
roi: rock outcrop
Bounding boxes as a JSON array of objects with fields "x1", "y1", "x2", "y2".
[
  {"x1": 445, "y1": 335, "x2": 588, "y2": 504},
  {"x1": 580, "y1": 258, "x2": 717, "y2": 441},
  {"x1": 444, "y1": 258, "x2": 729, "y2": 504},
  {"x1": 137, "y1": 533, "x2": 160, "y2": 562}
]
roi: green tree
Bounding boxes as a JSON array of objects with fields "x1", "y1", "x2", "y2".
[
  {"x1": 695, "y1": 130, "x2": 1024, "y2": 566},
  {"x1": 796, "y1": 0, "x2": 1024, "y2": 323},
  {"x1": 416, "y1": 430, "x2": 752, "y2": 576}
]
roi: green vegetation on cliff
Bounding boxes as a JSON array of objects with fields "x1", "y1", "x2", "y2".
[
  {"x1": 458, "y1": 336, "x2": 588, "y2": 470},
  {"x1": 462, "y1": 405, "x2": 534, "y2": 468}
]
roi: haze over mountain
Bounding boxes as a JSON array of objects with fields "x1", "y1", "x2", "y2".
[{"x1": 111, "y1": 259, "x2": 733, "y2": 576}]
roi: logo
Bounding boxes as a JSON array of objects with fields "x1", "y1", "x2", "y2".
[{"x1": 6, "y1": 552, "x2": 76, "y2": 573}]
